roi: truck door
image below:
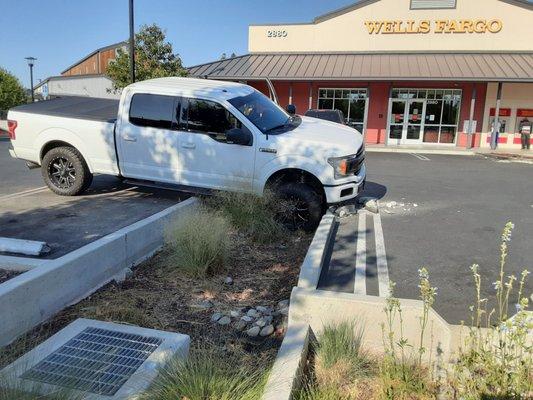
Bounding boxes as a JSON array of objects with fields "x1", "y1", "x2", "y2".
[
  {"x1": 116, "y1": 93, "x2": 181, "y2": 182},
  {"x1": 176, "y1": 97, "x2": 255, "y2": 191}
]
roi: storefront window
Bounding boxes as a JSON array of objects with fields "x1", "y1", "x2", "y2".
[{"x1": 318, "y1": 88, "x2": 368, "y2": 132}]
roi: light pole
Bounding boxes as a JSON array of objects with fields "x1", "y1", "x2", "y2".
[
  {"x1": 128, "y1": 0, "x2": 135, "y2": 83},
  {"x1": 25, "y1": 57, "x2": 37, "y2": 102}
]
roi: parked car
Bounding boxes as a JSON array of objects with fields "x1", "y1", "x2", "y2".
[
  {"x1": 7, "y1": 78, "x2": 365, "y2": 230},
  {"x1": 304, "y1": 109, "x2": 345, "y2": 125}
]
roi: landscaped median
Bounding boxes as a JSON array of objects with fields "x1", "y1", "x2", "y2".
[{"x1": 0, "y1": 192, "x2": 312, "y2": 399}]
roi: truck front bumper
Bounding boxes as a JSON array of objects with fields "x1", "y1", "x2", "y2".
[{"x1": 324, "y1": 164, "x2": 366, "y2": 204}]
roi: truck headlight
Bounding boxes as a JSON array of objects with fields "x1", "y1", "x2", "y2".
[{"x1": 328, "y1": 155, "x2": 353, "y2": 179}]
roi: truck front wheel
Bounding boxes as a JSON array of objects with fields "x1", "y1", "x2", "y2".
[
  {"x1": 275, "y1": 183, "x2": 323, "y2": 232},
  {"x1": 42, "y1": 146, "x2": 93, "y2": 196}
]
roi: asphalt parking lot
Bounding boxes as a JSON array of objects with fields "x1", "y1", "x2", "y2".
[
  {"x1": 321, "y1": 151, "x2": 532, "y2": 324},
  {"x1": 0, "y1": 139, "x2": 186, "y2": 258},
  {"x1": 1, "y1": 138, "x2": 531, "y2": 324}
]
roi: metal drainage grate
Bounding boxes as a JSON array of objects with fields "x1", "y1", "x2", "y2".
[{"x1": 21, "y1": 327, "x2": 163, "y2": 396}]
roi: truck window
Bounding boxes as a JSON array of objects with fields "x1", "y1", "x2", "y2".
[
  {"x1": 183, "y1": 98, "x2": 242, "y2": 143},
  {"x1": 129, "y1": 94, "x2": 175, "y2": 129}
]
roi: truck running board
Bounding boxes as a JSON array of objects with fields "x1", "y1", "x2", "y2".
[{"x1": 123, "y1": 179, "x2": 214, "y2": 196}]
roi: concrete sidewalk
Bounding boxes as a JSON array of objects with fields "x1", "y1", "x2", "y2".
[{"x1": 365, "y1": 144, "x2": 475, "y2": 156}]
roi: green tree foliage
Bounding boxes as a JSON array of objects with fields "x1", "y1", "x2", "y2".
[
  {"x1": 0, "y1": 68, "x2": 27, "y2": 111},
  {"x1": 106, "y1": 24, "x2": 187, "y2": 91}
]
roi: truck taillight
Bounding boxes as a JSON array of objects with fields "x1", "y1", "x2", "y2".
[{"x1": 7, "y1": 120, "x2": 17, "y2": 140}]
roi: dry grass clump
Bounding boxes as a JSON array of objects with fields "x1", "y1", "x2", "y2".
[
  {"x1": 164, "y1": 208, "x2": 230, "y2": 278},
  {"x1": 298, "y1": 321, "x2": 378, "y2": 400},
  {"x1": 140, "y1": 345, "x2": 269, "y2": 400},
  {"x1": 206, "y1": 191, "x2": 288, "y2": 244}
]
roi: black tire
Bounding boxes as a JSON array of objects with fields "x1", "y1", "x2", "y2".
[
  {"x1": 41, "y1": 146, "x2": 92, "y2": 196},
  {"x1": 275, "y1": 183, "x2": 323, "y2": 232}
]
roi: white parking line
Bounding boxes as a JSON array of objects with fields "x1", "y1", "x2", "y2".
[
  {"x1": 409, "y1": 153, "x2": 431, "y2": 161},
  {"x1": 0, "y1": 186, "x2": 48, "y2": 200},
  {"x1": 373, "y1": 212, "x2": 391, "y2": 297},
  {"x1": 353, "y1": 212, "x2": 367, "y2": 295}
]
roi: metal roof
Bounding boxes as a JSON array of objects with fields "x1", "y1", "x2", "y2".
[
  {"x1": 61, "y1": 41, "x2": 127, "y2": 75},
  {"x1": 188, "y1": 52, "x2": 533, "y2": 82}
]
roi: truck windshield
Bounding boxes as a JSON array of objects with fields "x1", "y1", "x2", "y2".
[{"x1": 228, "y1": 91, "x2": 300, "y2": 134}]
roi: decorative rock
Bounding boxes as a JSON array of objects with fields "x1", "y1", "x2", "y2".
[
  {"x1": 241, "y1": 315, "x2": 253, "y2": 322},
  {"x1": 224, "y1": 276, "x2": 233, "y2": 285},
  {"x1": 234, "y1": 320, "x2": 248, "y2": 331},
  {"x1": 230, "y1": 310, "x2": 241, "y2": 318},
  {"x1": 211, "y1": 312, "x2": 222, "y2": 322},
  {"x1": 218, "y1": 316, "x2": 231, "y2": 326},
  {"x1": 246, "y1": 326, "x2": 261, "y2": 337},
  {"x1": 260, "y1": 325, "x2": 274, "y2": 337},
  {"x1": 255, "y1": 318, "x2": 267, "y2": 327},
  {"x1": 191, "y1": 299, "x2": 214, "y2": 310},
  {"x1": 256, "y1": 306, "x2": 270, "y2": 314},
  {"x1": 277, "y1": 300, "x2": 289, "y2": 309},
  {"x1": 280, "y1": 307, "x2": 289, "y2": 316},
  {"x1": 247, "y1": 308, "x2": 260, "y2": 318}
]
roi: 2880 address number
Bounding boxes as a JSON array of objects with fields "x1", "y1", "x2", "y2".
[{"x1": 267, "y1": 30, "x2": 288, "y2": 38}]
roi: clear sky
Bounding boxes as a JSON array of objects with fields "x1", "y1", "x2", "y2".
[{"x1": 0, "y1": 0, "x2": 355, "y2": 88}]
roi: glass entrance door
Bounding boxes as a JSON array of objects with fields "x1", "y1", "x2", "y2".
[{"x1": 388, "y1": 99, "x2": 425, "y2": 145}]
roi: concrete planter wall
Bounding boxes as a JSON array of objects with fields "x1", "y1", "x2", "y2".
[{"x1": 0, "y1": 198, "x2": 198, "y2": 347}]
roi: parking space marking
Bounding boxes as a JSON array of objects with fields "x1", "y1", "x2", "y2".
[
  {"x1": 373, "y1": 212, "x2": 390, "y2": 297},
  {"x1": 0, "y1": 186, "x2": 48, "y2": 200},
  {"x1": 353, "y1": 212, "x2": 367, "y2": 295},
  {"x1": 409, "y1": 153, "x2": 430, "y2": 161}
]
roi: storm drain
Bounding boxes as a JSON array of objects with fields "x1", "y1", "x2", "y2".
[
  {"x1": 21, "y1": 327, "x2": 163, "y2": 396},
  {"x1": 1, "y1": 319, "x2": 190, "y2": 399}
]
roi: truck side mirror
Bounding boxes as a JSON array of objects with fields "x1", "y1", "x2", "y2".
[
  {"x1": 286, "y1": 104, "x2": 296, "y2": 115},
  {"x1": 226, "y1": 128, "x2": 252, "y2": 146}
]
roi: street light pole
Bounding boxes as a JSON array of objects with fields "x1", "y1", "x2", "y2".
[
  {"x1": 25, "y1": 57, "x2": 37, "y2": 102},
  {"x1": 128, "y1": 0, "x2": 135, "y2": 84}
]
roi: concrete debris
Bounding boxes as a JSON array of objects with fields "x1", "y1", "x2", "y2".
[{"x1": 364, "y1": 199, "x2": 379, "y2": 214}]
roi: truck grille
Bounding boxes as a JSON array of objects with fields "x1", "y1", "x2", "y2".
[{"x1": 347, "y1": 144, "x2": 365, "y2": 175}]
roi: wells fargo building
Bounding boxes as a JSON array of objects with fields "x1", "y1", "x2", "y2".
[{"x1": 190, "y1": 0, "x2": 533, "y2": 149}]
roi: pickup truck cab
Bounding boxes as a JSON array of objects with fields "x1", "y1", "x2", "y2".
[{"x1": 7, "y1": 78, "x2": 365, "y2": 230}]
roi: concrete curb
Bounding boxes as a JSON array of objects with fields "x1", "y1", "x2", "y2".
[
  {"x1": 261, "y1": 322, "x2": 311, "y2": 400},
  {"x1": 0, "y1": 256, "x2": 52, "y2": 272},
  {"x1": 0, "y1": 197, "x2": 199, "y2": 347},
  {"x1": 366, "y1": 147, "x2": 475, "y2": 156},
  {"x1": 297, "y1": 211, "x2": 335, "y2": 289}
]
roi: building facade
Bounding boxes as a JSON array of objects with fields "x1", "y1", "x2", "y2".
[{"x1": 189, "y1": 0, "x2": 533, "y2": 149}]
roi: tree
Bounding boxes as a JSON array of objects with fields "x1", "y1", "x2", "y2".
[
  {"x1": 106, "y1": 24, "x2": 187, "y2": 91},
  {"x1": 0, "y1": 67, "x2": 27, "y2": 111}
]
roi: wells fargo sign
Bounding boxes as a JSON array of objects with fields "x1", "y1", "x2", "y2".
[{"x1": 364, "y1": 19, "x2": 503, "y2": 34}]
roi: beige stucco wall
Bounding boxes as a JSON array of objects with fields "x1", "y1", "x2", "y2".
[
  {"x1": 249, "y1": 0, "x2": 533, "y2": 53},
  {"x1": 480, "y1": 82, "x2": 533, "y2": 148}
]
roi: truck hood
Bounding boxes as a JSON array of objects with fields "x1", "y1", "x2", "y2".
[{"x1": 277, "y1": 116, "x2": 363, "y2": 157}]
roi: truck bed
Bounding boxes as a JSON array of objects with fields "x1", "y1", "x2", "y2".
[{"x1": 10, "y1": 96, "x2": 119, "y2": 123}]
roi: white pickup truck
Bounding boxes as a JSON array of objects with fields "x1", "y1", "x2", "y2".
[{"x1": 7, "y1": 78, "x2": 365, "y2": 230}]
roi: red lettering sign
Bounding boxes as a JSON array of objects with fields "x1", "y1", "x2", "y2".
[
  {"x1": 517, "y1": 109, "x2": 533, "y2": 118},
  {"x1": 489, "y1": 108, "x2": 512, "y2": 117}
]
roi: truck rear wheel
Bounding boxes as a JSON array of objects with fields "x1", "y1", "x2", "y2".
[
  {"x1": 41, "y1": 146, "x2": 92, "y2": 196},
  {"x1": 275, "y1": 183, "x2": 323, "y2": 232}
]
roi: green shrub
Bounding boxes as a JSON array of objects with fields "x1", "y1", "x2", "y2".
[
  {"x1": 165, "y1": 209, "x2": 230, "y2": 277},
  {"x1": 206, "y1": 191, "x2": 287, "y2": 243},
  {"x1": 140, "y1": 347, "x2": 268, "y2": 400}
]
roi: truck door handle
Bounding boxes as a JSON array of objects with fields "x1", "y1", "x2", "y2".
[
  {"x1": 123, "y1": 135, "x2": 137, "y2": 142},
  {"x1": 181, "y1": 142, "x2": 196, "y2": 149}
]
